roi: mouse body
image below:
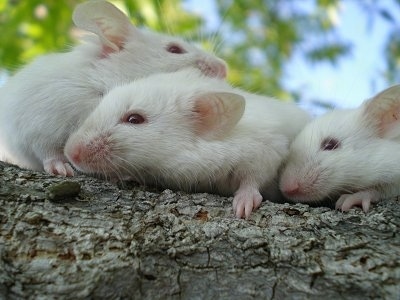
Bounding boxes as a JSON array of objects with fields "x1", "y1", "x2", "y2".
[
  {"x1": 279, "y1": 84, "x2": 400, "y2": 212},
  {"x1": 64, "y1": 69, "x2": 311, "y2": 218},
  {"x1": 0, "y1": 0, "x2": 226, "y2": 176}
]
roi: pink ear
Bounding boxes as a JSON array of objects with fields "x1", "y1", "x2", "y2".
[
  {"x1": 363, "y1": 84, "x2": 400, "y2": 137},
  {"x1": 73, "y1": 1, "x2": 136, "y2": 56},
  {"x1": 192, "y1": 92, "x2": 245, "y2": 139}
]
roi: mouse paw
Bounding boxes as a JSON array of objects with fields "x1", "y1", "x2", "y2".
[
  {"x1": 335, "y1": 190, "x2": 380, "y2": 213},
  {"x1": 232, "y1": 185, "x2": 263, "y2": 219},
  {"x1": 43, "y1": 158, "x2": 75, "y2": 177}
]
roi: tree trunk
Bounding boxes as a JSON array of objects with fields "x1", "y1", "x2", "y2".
[{"x1": 0, "y1": 161, "x2": 399, "y2": 299}]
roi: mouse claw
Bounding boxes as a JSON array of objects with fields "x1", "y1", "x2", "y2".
[
  {"x1": 44, "y1": 158, "x2": 75, "y2": 177},
  {"x1": 232, "y1": 185, "x2": 263, "y2": 219},
  {"x1": 335, "y1": 190, "x2": 380, "y2": 213}
]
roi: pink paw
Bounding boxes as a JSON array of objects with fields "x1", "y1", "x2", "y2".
[
  {"x1": 335, "y1": 190, "x2": 380, "y2": 213},
  {"x1": 43, "y1": 158, "x2": 75, "y2": 177},
  {"x1": 232, "y1": 186, "x2": 263, "y2": 219}
]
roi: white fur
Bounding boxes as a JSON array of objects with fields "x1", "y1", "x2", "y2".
[
  {"x1": 64, "y1": 69, "x2": 311, "y2": 218},
  {"x1": 0, "y1": 0, "x2": 226, "y2": 175},
  {"x1": 280, "y1": 84, "x2": 400, "y2": 212}
]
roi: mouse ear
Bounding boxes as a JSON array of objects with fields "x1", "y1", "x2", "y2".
[
  {"x1": 73, "y1": 1, "x2": 136, "y2": 56},
  {"x1": 192, "y1": 92, "x2": 245, "y2": 139},
  {"x1": 363, "y1": 84, "x2": 400, "y2": 137}
]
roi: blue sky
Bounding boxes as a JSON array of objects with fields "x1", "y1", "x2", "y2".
[
  {"x1": 284, "y1": 1, "x2": 397, "y2": 111},
  {"x1": 184, "y1": 0, "x2": 399, "y2": 113}
]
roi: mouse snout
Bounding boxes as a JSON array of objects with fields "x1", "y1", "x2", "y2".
[
  {"x1": 68, "y1": 143, "x2": 83, "y2": 164},
  {"x1": 196, "y1": 58, "x2": 227, "y2": 79},
  {"x1": 65, "y1": 134, "x2": 111, "y2": 171},
  {"x1": 280, "y1": 177, "x2": 308, "y2": 200},
  {"x1": 279, "y1": 168, "x2": 319, "y2": 202},
  {"x1": 281, "y1": 180, "x2": 301, "y2": 198}
]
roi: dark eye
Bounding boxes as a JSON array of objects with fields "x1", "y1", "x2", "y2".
[
  {"x1": 123, "y1": 113, "x2": 146, "y2": 125},
  {"x1": 166, "y1": 43, "x2": 186, "y2": 54},
  {"x1": 321, "y1": 137, "x2": 341, "y2": 151}
]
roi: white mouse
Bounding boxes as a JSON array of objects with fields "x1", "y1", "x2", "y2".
[
  {"x1": 279, "y1": 84, "x2": 400, "y2": 212},
  {"x1": 64, "y1": 68, "x2": 311, "y2": 218},
  {"x1": 0, "y1": 0, "x2": 226, "y2": 176}
]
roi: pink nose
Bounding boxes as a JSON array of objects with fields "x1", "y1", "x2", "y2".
[
  {"x1": 281, "y1": 182, "x2": 301, "y2": 197},
  {"x1": 68, "y1": 144, "x2": 83, "y2": 164}
]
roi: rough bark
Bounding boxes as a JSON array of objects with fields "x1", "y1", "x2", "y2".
[{"x1": 0, "y1": 161, "x2": 399, "y2": 299}]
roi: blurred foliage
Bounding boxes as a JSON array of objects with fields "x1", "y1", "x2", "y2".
[
  {"x1": 383, "y1": 0, "x2": 400, "y2": 83},
  {"x1": 0, "y1": 0, "x2": 79, "y2": 71},
  {"x1": 0, "y1": 0, "x2": 399, "y2": 101},
  {"x1": 214, "y1": 0, "x2": 351, "y2": 99}
]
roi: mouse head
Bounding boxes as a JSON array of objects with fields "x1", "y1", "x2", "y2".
[
  {"x1": 64, "y1": 71, "x2": 245, "y2": 178},
  {"x1": 73, "y1": 1, "x2": 227, "y2": 80},
  {"x1": 279, "y1": 84, "x2": 400, "y2": 203}
]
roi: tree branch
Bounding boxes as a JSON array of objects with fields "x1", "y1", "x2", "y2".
[{"x1": 0, "y1": 161, "x2": 399, "y2": 299}]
